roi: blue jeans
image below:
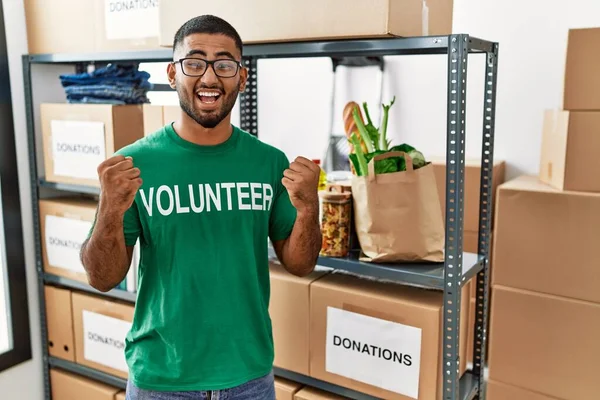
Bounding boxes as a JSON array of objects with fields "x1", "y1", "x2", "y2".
[{"x1": 125, "y1": 371, "x2": 276, "y2": 399}]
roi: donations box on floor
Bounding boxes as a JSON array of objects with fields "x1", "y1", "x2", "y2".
[
  {"x1": 39, "y1": 197, "x2": 98, "y2": 284},
  {"x1": 41, "y1": 103, "x2": 145, "y2": 187},
  {"x1": 72, "y1": 292, "x2": 134, "y2": 379},
  {"x1": 309, "y1": 272, "x2": 469, "y2": 400}
]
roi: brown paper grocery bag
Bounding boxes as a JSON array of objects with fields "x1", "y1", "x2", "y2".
[{"x1": 351, "y1": 151, "x2": 445, "y2": 263}]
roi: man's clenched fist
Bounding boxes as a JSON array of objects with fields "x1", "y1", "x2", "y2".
[
  {"x1": 282, "y1": 156, "x2": 320, "y2": 215},
  {"x1": 97, "y1": 155, "x2": 142, "y2": 214}
]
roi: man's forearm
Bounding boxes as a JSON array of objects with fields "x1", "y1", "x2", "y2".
[
  {"x1": 80, "y1": 205, "x2": 131, "y2": 292},
  {"x1": 277, "y1": 210, "x2": 322, "y2": 276}
]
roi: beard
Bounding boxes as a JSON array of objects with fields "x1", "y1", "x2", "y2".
[{"x1": 177, "y1": 82, "x2": 240, "y2": 129}]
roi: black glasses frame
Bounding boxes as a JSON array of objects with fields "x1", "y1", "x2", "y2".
[{"x1": 173, "y1": 57, "x2": 243, "y2": 78}]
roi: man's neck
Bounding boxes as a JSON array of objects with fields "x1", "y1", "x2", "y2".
[{"x1": 173, "y1": 111, "x2": 233, "y2": 146}]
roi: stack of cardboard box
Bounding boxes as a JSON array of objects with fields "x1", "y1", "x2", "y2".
[{"x1": 487, "y1": 27, "x2": 600, "y2": 400}]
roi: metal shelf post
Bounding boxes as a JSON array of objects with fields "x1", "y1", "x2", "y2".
[
  {"x1": 473, "y1": 43, "x2": 500, "y2": 400},
  {"x1": 22, "y1": 54, "x2": 52, "y2": 400},
  {"x1": 442, "y1": 34, "x2": 469, "y2": 400}
]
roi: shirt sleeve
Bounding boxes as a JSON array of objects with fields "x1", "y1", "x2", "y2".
[{"x1": 268, "y1": 153, "x2": 297, "y2": 242}]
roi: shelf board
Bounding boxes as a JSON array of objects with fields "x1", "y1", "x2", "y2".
[
  {"x1": 44, "y1": 274, "x2": 136, "y2": 303},
  {"x1": 39, "y1": 178, "x2": 100, "y2": 195},
  {"x1": 27, "y1": 35, "x2": 495, "y2": 64},
  {"x1": 48, "y1": 358, "x2": 478, "y2": 400},
  {"x1": 269, "y1": 247, "x2": 483, "y2": 290},
  {"x1": 49, "y1": 357, "x2": 127, "y2": 389}
]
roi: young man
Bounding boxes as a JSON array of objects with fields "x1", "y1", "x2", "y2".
[{"x1": 80, "y1": 15, "x2": 322, "y2": 400}]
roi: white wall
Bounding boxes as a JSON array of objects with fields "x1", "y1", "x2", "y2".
[
  {"x1": 257, "y1": 0, "x2": 600, "y2": 180},
  {"x1": 0, "y1": 0, "x2": 43, "y2": 398}
]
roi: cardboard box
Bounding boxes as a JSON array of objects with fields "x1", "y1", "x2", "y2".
[
  {"x1": 492, "y1": 175, "x2": 600, "y2": 303},
  {"x1": 466, "y1": 298, "x2": 475, "y2": 365},
  {"x1": 39, "y1": 197, "x2": 98, "y2": 284},
  {"x1": 539, "y1": 109, "x2": 600, "y2": 192},
  {"x1": 294, "y1": 387, "x2": 347, "y2": 400},
  {"x1": 159, "y1": 0, "x2": 453, "y2": 46},
  {"x1": 24, "y1": 0, "x2": 160, "y2": 54},
  {"x1": 488, "y1": 285, "x2": 600, "y2": 400},
  {"x1": 275, "y1": 376, "x2": 303, "y2": 400},
  {"x1": 433, "y1": 158, "x2": 506, "y2": 234},
  {"x1": 563, "y1": 27, "x2": 600, "y2": 110},
  {"x1": 162, "y1": 105, "x2": 180, "y2": 125},
  {"x1": 143, "y1": 104, "x2": 165, "y2": 137},
  {"x1": 309, "y1": 272, "x2": 469, "y2": 400},
  {"x1": 487, "y1": 380, "x2": 556, "y2": 400},
  {"x1": 269, "y1": 262, "x2": 329, "y2": 375},
  {"x1": 41, "y1": 103, "x2": 145, "y2": 187},
  {"x1": 45, "y1": 285, "x2": 75, "y2": 361},
  {"x1": 50, "y1": 368, "x2": 120, "y2": 400},
  {"x1": 464, "y1": 231, "x2": 493, "y2": 301},
  {"x1": 115, "y1": 392, "x2": 126, "y2": 400},
  {"x1": 72, "y1": 292, "x2": 134, "y2": 379}
]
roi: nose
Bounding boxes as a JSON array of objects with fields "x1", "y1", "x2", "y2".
[{"x1": 200, "y1": 64, "x2": 219, "y2": 86}]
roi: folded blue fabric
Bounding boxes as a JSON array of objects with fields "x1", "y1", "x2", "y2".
[{"x1": 59, "y1": 63, "x2": 153, "y2": 104}]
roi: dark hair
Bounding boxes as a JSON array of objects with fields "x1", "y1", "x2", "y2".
[{"x1": 173, "y1": 15, "x2": 243, "y2": 58}]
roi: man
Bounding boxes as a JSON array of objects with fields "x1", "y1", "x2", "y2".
[{"x1": 80, "y1": 15, "x2": 322, "y2": 399}]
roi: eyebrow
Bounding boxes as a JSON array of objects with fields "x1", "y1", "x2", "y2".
[{"x1": 185, "y1": 49, "x2": 238, "y2": 60}]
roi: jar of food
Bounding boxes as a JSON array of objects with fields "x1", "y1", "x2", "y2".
[{"x1": 319, "y1": 184, "x2": 352, "y2": 258}]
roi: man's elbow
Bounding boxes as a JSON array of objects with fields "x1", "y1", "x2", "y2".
[
  {"x1": 87, "y1": 273, "x2": 118, "y2": 293},
  {"x1": 284, "y1": 258, "x2": 318, "y2": 277}
]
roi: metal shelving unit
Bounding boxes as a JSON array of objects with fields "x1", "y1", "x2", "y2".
[{"x1": 24, "y1": 33, "x2": 498, "y2": 400}]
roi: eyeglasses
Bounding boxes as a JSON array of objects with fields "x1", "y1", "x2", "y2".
[{"x1": 174, "y1": 57, "x2": 242, "y2": 78}]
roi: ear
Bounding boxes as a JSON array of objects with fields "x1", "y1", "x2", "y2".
[
  {"x1": 167, "y1": 62, "x2": 177, "y2": 89},
  {"x1": 239, "y1": 65, "x2": 249, "y2": 92}
]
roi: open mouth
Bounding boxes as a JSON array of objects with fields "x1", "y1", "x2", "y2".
[{"x1": 196, "y1": 90, "x2": 222, "y2": 104}]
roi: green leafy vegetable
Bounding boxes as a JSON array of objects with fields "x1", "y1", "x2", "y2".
[
  {"x1": 348, "y1": 132, "x2": 369, "y2": 176},
  {"x1": 380, "y1": 96, "x2": 396, "y2": 151},
  {"x1": 352, "y1": 106, "x2": 375, "y2": 153},
  {"x1": 390, "y1": 144, "x2": 426, "y2": 169},
  {"x1": 346, "y1": 96, "x2": 429, "y2": 176},
  {"x1": 362, "y1": 102, "x2": 381, "y2": 151}
]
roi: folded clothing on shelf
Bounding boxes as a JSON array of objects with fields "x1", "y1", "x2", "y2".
[{"x1": 59, "y1": 64, "x2": 153, "y2": 104}]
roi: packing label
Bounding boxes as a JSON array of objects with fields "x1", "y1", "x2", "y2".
[
  {"x1": 104, "y1": 0, "x2": 160, "y2": 40},
  {"x1": 51, "y1": 120, "x2": 106, "y2": 180},
  {"x1": 45, "y1": 215, "x2": 93, "y2": 273},
  {"x1": 325, "y1": 307, "x2": 422, "y2": 398},
  {"x1": 83, "y1": 310, "x2": 131, "y2": 372}
]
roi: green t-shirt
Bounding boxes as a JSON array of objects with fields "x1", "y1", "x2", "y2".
[{"x1": 112, "y1": 123, "x2": 296, "y2": 390}]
